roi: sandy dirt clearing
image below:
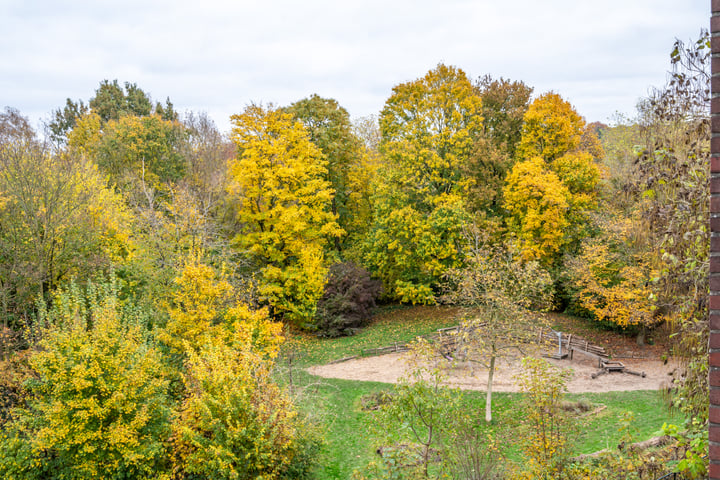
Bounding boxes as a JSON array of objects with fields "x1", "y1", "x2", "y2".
[{"x1": 307, "y1": 351, "x2": 679, "y2": 393}]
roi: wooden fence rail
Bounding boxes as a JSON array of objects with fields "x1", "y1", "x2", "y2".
[{"x1": 346, "y1": 326, "x2": 608, "y2": 364}]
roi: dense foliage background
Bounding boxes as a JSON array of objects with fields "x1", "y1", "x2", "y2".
[{"x1": 0, "y1": 31, "x2": 710, "y2": 479}]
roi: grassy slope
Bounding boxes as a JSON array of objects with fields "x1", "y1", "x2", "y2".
[
  {"x1": 283, "y1": 306, "x2": 682, "y2": 479},
  {"x1": 284, "y1": 305, "x2": 462, "y2": 368}
]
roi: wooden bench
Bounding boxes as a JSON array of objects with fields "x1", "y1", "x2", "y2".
[{"x1": 591, "y1": 359, "x2": 646, "y2": 379}]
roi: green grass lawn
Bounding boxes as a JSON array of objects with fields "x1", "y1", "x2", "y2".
[
  {"x1": 298, "y1": 378, "x2": 682, "y2": 479},
  {"x1": 283, "y1": 304, "x2": 463, "y2": 368},
  {"x1": 282, "y1": 306, "x2": 684, "y2": 479}
]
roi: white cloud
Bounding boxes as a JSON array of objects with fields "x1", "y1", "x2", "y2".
[{"x1": 0, "y1": 0, "x2": 710, "y2": 133}]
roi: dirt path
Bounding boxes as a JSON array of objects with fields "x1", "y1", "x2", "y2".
[{"x1": 307, "y1": 351, "x2": 679, "y2": 393}]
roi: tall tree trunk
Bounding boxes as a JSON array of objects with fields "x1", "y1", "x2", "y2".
[{"x1": 636, "y1": 325, "x2": 645, "y2": 346}]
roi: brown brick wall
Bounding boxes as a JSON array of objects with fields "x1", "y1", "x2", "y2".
[{"x1": 711, "y1": 1, "x2": 720, "y2": 478}]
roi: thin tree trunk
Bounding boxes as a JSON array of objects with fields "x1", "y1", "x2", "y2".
[
  {"x1": 485, "y1": 346, "x2": 496, "y2": 422},
  {"x1": 423, "y1": 424, "x2": 432, "y2": 478}
]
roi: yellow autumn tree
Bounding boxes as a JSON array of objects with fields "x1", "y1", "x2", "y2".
[
  {"x1": 516, "y1": 92, "x2": 585, "y2": 161},
  {"x1": 565, "y1": 216, "x2": 659, "y2": 339},
  {"x1": 169, "y1": 338, "x2": 314, "y2": 480},
  {"x1": 343, "y1": 147, "x2": 381, "y2": 257},
  {"x1": 363, "y1": 64, "x2": 481, "y2": 302},
  {"x1": 0, "y1": 113, "x2": 132, "y2": 317},
  {"x1": 66, "y1": 111, "x2": 102, "y2": 157},
  {"x1": 162, "y1": 258, "x2": 283, "y2": 358},
  {"x1": 0, "y1": 279, "x2": 171, "y2": 480},
  {"x1": 551, "y1": 150, "x2": 603, "y2": 250},
  {"x1": 162, "y1": 260, "x2": 316, "y2": 479},
  {"x1": 162, "y1": 259, "x2": 233, "y2": 352},
  {"x1": 503, "y1": 157, "x2": 570, "y2": 263},
  {"x1": 504, "y1": 94, "x2": 602, "y2": 264},
  {"x1": 228, "y1": 104, "x2": 343, "y2": 326},
  {"x1": 379, "y1": 63, "x2": 482, "y2": 198}
]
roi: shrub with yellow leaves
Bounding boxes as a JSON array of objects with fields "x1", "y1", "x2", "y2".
[
  {"x1": 169, "y1": 338, "x2": 315, "y2": 480},
  {"x1": 0, "y1": 278, "x2": 171, "y2": 480}
]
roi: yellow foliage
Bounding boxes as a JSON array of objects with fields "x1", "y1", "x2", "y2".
[
  {"x1": 567, "y1": 222, "x2": 658, "y2": 329},
  {"x1": 67, "y1": 112, "x2": 102, "y2": 158},
  {"x1": 170, "y1": 340, "x2": 301, "y2": 480},
  {"x1": 0, "y1": 280, "x2": 171, "y2": 479},
  {"x1": 517, "y1": 92, "x2": 585, "y2": 161},
  {"x1": 228, "y1": 104, "x2": 343, "y2": 325},
  {"x1": 223, "y1": 303, "x2": 283, "y2": 359},
  {"x1": 163, "y1": 259, "x2": 233, "y2": 351},
  {"x1": 344, "y1": 147, "x2": 382, "y2": 251},
  {"x1": 163, "y1": 258, "x2": 284, "y2": 357},
  {"x1": 551, "y1": 151, "x2": 602, "y2": 200},
  {"x1": 363, "y1": 64, "x2": 481, "y2": 302},
  {"x1": 380, "y1": 63, "x2": 482, "y2": 198},
  {"x1": 503, "y1": 157, "x2": 570, "y2": 263}
]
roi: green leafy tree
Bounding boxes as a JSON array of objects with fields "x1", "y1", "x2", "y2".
[
  {"x1": 154, "y1": 97, "x2": 178, "y2": 122},
  {"x1": 465, "y1": 74, "x2": 534, "y2": 212},
  {"x1": 228, "y1": 104, "x2": 343, "y2": 326},
  {"x1": 69, "y1": 112, "x2": 187, "y2": 185},
  {"x1": 286, "y1": 95, "x2": 366, "y2": 253},
  {"x1": 47, "y1": 98, "x2": 88, "y2": 146},
  {"x1": 363, "y1": 64, "x2": 482, "y2": 302},
  {"x1": 374, "y1": 343, "x2": 460, "y2": 479},
  {"x1": 0, "y1": 110, "x2": 131, "y2": 322},
  {"x1": 443, "y1": 237, "x2": 553, "y2": 422},
  {"x1": 90, "y1": 79, "x2": 153, "y2": 122},
  {"x1": 107, "y1": 114, "x2": 232, "y2": 305},
  {"x1": 365, "y1": 188, "x2": 469, "y2": 304}
]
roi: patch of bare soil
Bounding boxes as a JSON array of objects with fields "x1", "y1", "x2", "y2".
[
  {"x1": 307, "y1": 350, "x2": 679, "y2": 393},
  {"x1": 308, "y1": 312, "x2": 681, "y2": 393}
]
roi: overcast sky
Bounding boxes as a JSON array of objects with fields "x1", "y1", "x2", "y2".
[{"x1": 0, "y1": 0, "x2": 710, "y2": 134}]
